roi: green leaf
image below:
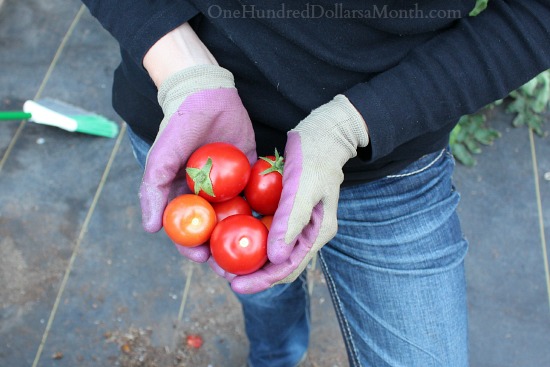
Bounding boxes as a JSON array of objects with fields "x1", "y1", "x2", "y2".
[
  {"x1": 520, "y1": 78, "x2": 539, "y2": 96},
  {"x1": 449, "y1": 125, "x2": 461, "y2": 146},
  {"x1": 506, "y1": 98, "x2": 526, "y2": 115},
  {"x1": 465, "y1": 138, "x2": 482, "y2": 154},
  {"x1": 533, "y1": 86, "x2": 550, "y2": 113},
  {"x1": 533, "y1": 97, "x2": 548, "y2": 114},
  {"x1": 452, "y1": 143, "x2": 476, "y2": 166},
  {"x1": 512, "y1": 113, "x2": 525, "y2": 128},
  {"x1": 469, "y1": 0, "x2": 489, "y2": 16},
  {"x1": 526, "y1": 113, "x2": 544, "y2": 136},
  {"x1": 474, "y1": 128, "x2": 500, "y2": 145},
  {"x1": 452, "y1": 108, "x2": 500, "y2": 166}
]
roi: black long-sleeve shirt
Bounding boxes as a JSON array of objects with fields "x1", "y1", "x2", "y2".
[{"x1": 83, "y1": 0, "x2": 550, "y2": 184}]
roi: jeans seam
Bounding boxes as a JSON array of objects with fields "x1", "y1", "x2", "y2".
[
  {"x1": 386, "y1": 148, "x2": 445, "y2": 178},
  {"x1": 319, "y1": 251, "x2": 363, "y2": 367},
  {"x1": 299, "y1": 272, "x2": 310, "y2": 367},
  {"x1": 301, "y1": 271, "x2": 311, "y2": 349},
  {"x1": 445, "y1": 149, "x2": 456, "y2": 164}
]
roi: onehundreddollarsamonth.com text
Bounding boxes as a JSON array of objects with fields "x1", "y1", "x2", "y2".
[{"x1": 207, "y1": 3, "x2": 463, "y2": 20}]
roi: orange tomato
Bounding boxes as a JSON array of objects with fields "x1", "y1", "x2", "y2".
[
  {"x1": 259, "y1": 215, "x2": 273, "y2": 231},
  {"x1": 163, "y1": 194, "x2": 217, "y2": 247}
]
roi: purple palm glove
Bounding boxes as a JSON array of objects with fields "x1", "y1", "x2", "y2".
[
  {"x1": 140, "y1": 65, "x2": 256, "y2": 262},
  {"x1": 230, "y1": 95, "x2": 369, "y2": 294}
]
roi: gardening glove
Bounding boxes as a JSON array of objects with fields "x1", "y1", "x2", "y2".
[
  {"x1": 140, "y1": 64, "x2": 256, "y2": 263},
  {"x1": 230, "y1": 95, "x2": 369, "y2": 294},
  {"x1": 207, "y1": 257, "x2": 237, "y2": 282}
]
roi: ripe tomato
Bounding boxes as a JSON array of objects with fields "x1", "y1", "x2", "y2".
[
  {"x1": 211, "y1": 195, "x2": 252, "y2": 222},
  {"x1": 210, "y1": 214, "x2": 268, "y2": 275},
  {"x1": 244, "y1": 150, "x2": 284, "y2": 215},
  {"x1": 259, "y1": 215, "x2": 273, "y2": 231},
  {"x1": 163, "y1": 194, "x2": 217, "y2": 247},
  {"x1": 186, "y1": 142, "x2": 251, "y2": 203},
  {"x1": 186, "y1": 334, "x2": 203, "y2": 349}
]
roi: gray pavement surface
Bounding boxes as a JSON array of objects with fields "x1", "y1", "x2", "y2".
[{"x1": 1, "y1": 1, "x2": 549, "y2": 366}]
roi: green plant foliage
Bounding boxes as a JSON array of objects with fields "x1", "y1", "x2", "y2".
[
  {"x1": 448, "y1": 0, "x2": 549, "y2": 166},
  {"x1": 450, "y1": 70, "x2": 550, "y2": 166},
  {"x1": 470, "y1": 0, "x2": 489, "y2": 16},
  {"x1": 452, "y1": 2, "x2": 549, "y2": 166},
  {"x1": 450, "y1": 111, "x2": 501, "y2": 166},
  {"x1": 507, "y1": 71, "x2": 550, "y2": 136}
]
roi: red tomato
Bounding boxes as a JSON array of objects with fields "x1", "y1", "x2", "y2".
[
  {"x1": 244, "y1": 150, "x2": 284, "y2": 215},
  {"x1": 211, "y1": 195, "x2": 252, "y2": 222},
  {"x1": 259, "y1": 215, "x2": 273, "y2": 231},
  {"x1": 210, "y1": 214, "x2": 268, "y2": 275},
  {"x1": 186, "y1": 334, "x2": 203, "y2": 349},
  {"x1": 186, "y1": 142, "x2": 251, "y2": 203},
  {"x1": 163, "y1": 194, "x2": 217, "y2": 247}
]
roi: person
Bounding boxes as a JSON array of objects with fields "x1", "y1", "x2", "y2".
[{"x1": 82, "y1": 1, "x2": 550, "y2": 366}]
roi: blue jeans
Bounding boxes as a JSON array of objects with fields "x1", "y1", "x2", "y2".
[{"x1": 127, "y1": 127, "x2": 469, "y2": 367}]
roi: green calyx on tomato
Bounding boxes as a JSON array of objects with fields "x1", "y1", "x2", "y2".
[
  {"x1": 244, "y1": 149, "x2": 284, "y2": 216},
  {"x1": 186, "y1": 157, "x2": 216, "y2": 197},
  {"x1": 186, "y1": 142, "x2": 251, "y2": 203},
  {"x1": 259, "y1": 148, "x2": 284, "y2": 176}
]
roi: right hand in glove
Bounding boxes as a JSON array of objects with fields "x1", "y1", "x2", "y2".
[
  {"x1": 139, "y1": 64, "x2": 257, "y2": 262},
  {"x1": 230, "y1": 95, "x2": 369, "y2": 294}
]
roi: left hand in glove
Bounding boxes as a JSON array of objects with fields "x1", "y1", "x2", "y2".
[{"x1": 229, "y1": 95, "x2": 369, "y2": 294}]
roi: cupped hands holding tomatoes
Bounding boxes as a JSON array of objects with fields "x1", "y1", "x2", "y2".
[{"x1": 162, "y1": 142, "x2": 283, "y2": 275}]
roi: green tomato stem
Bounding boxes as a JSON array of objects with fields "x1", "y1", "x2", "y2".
[
  {"x1": 185, "y1": 157, "x2": 216, "y2": 197},
  {"x1": 259, "y1": 148, "x2": 284, "y2": 175}
]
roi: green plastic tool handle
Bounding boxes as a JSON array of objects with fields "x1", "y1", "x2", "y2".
[{"x1": 0, "y1": 111, "x2": 32, "y2": 121}]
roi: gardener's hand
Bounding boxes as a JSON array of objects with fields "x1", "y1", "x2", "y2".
[
  {"x1": 139, "y1": 65, "x2": 256, "y2": 262},
  {"x1": 139, "y1": 23, "x2": 255, "y2": 262},
  {"x1": 230, "y1": 95, "x2": 369, "y2": 293}
]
